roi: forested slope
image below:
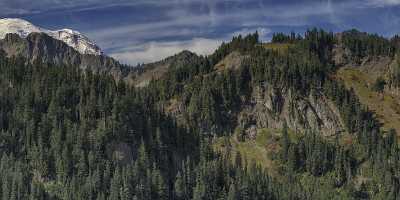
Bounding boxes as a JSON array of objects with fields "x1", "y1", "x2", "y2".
[{"x1": 0, "y1": 29, "x2": 399, "y2": 199}]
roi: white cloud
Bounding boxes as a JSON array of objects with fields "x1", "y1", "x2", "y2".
[{"x1": 110, "y1": 38, "x2": 221, "y2": 64}]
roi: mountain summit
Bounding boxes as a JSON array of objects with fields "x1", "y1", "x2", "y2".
[{"x1": 0, "y1": 18, "x2": 102, "y2": 55}]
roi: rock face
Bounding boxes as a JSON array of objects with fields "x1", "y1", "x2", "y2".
[
  {"x1": 214, "y1": 51, "x2": 246, "y2": 71},
  {"x1": 238, "y1": 86, "x2": 345, "y2": 137},
  {"x1": 0, "y1": 32, "x2": 130, "y2": 79}
]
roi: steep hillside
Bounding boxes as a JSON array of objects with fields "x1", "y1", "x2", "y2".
[
  {"x1": 334, "y1": 29, "x2": 400, "y2": 135},
  {"x1": 337, "y1": 67, "x2": 400, "y2": 134}
]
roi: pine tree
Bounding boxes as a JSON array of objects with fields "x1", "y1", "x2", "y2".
[
  {"x1": 109, "y1": 168, "x2": 121, "y2": 200},
  {"x1": 287, "y1": 146, "x2": 298, "y2": 172},
  {"x1": 281, "y1": 121, "x2": 290, "y2": 161},
  {"x1": 77, "y1": 150, "x2": 88, "y2": 178},
  {"x1": 193, "y1": 175, "x2": 206, "y2": 200},
  {"x1": 227, "y1": 183, "x2": 238, "y2": 200},
  {"x1": 174, "y1": 171, "x2": 185, "y2": 200}
]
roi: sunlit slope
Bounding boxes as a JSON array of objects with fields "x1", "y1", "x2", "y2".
[{"x1": 337, "y1": 67, "x2": 400, "y2": 134}]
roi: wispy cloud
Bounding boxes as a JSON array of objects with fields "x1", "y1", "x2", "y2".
[
  {"x1": 87, "y1": 1, "x2": 346, "y2": 47},
  {"x1": 88, "y1": 14, "x2": 212, "y2": 41},
  {"x1": 0, "y1": 0, "x2": 131, "y2": 15},
  {"x1": 365, "y1": 0, "x2": 400, "y2": 7}
]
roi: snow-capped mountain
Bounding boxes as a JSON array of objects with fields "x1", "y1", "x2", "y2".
[{"x1": 0, "y1": 18, "x2": 102, "y2": 55}]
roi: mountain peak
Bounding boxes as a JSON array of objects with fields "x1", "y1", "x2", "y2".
[
  {"x1": 0, "y1": 18, "x2": 102, "y2": 55},
  {"x1": 0, "y1": 18, "x2": 43, "y2": 38}
]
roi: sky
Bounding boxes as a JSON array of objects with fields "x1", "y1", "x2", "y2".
[{"x1": 1, "y1": 0, "x2": 400, "y2": 65}]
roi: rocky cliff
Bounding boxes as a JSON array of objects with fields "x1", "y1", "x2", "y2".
[{"x1": 237, "y1": 85, "x2": 345, "y2": 137}]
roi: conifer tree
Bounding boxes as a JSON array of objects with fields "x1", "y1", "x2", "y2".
[{"x1": 281, "y1": 121, "x2": 290, "y2": 161}]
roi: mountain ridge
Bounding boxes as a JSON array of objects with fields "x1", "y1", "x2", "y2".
[{"x1": 0, "y1": 18, "x2": 102, "y2": 55}]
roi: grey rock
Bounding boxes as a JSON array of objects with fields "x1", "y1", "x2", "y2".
[{"x1": 239, "y1": 85, "x2": 345, "y2": 137}]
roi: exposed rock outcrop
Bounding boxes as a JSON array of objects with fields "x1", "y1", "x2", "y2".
[
  {"x1": 238, "y1": 86, "x2": 345, "y2": 137},
  {"x1": 214, "y1": 51, "x2": 246, "y2": 72}
]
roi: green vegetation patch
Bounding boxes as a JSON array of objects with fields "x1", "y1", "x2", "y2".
[
  {"x1": 337, "y1": 67, "x2": 400, "y2": 135},
  {"x1": 214, "y1": 127, "x2": 301, "y2": 176}
]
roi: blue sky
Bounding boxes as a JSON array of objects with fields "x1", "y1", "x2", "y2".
[{"x1": 1, "y1": 0, "x2": 400, "y2": 64}]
